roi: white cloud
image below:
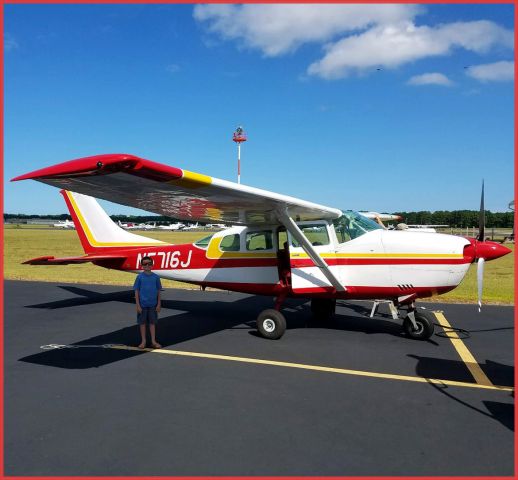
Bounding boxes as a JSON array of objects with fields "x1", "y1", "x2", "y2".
[
  {"x1": 465, "y1": 61, "x2": 514, "y2": 82},
  {"x1": 194, "y1": 4, "x2": 421, "y2": 56},
  {"x1": 5, "y1": 33, "x2": 18, "y2": 52},
  {"x1": 308, "y1": 21, "x2": 513, "y2": 79},
  {"x1": 166, "y1": 64, "x2": 181, "y2": 74},
  {"x1": 407, "y1": 73, "x2": 454, "y2": 86},
  {"x1": 193, "y1": 5, "x2": 514, "y2": 81}
]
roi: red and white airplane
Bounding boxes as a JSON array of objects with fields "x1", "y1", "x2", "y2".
[
  {"x1": 12, "y1": 154, "x2": 511, "y2": 341},
  {"x1": 117, "y1": 220, "x2": 137, "y2": 230}
]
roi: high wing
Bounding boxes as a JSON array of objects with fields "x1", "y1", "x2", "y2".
[{"x1": 12, "y1": 154, "x2": 341, "y2": 225}]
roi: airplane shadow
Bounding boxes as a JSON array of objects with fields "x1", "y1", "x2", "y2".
[
  {"x1": 20, "y1": 289, "x2": 275, "y2": 369},
  {"x1": 316, "y1": 312, "x2": 404, "y2": 337},
  {"x1": 324, "y1": 302, "x2": 442, "y2": 343},
  {"x1": 409, "y1": 354, "x2": 514, "y2": 431},
  {"x1": 25, "y1": 286, "x2": 136, "y2": 309},
  {"x1": 19, "y1": 286, "x2": 439, "y2": 370}
]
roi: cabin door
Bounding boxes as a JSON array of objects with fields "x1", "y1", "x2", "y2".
[{"x1": 288, "y1": 221, "x2": 339, "y2": 294}]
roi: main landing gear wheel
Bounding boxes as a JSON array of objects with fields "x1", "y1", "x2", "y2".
[
  {"x1": 402, "y1": 310, "x2": 435, "y2": 340},
  {"x1": 310, "y1": 298, "x2": 336, "y2": 322},
  {"x1": 257, "y1": 309, "x2": 286, "y2": 340}
]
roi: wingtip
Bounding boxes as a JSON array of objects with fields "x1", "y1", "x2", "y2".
[{"x1": 10, "y1": 153, "x2": 142, "y2": 182}]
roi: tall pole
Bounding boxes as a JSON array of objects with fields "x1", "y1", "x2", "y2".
[
  {"x1": 232, "y1": 126, "x2": 247, "y2": 185},
  {"x1": 237, "y1": 142, "x2": 241, "y2": 184}
]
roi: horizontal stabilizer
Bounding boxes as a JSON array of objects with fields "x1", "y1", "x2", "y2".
[{"x1": 24, "y1": 254, "x2": 127, "y2": 266}]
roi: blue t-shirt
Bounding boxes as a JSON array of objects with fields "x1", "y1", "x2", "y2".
[{"x1": 133, "y1": 272, "x2": 162, "y2": 307}]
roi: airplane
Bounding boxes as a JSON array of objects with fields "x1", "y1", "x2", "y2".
[
  {"x1": 53, "y1": 219, "x2": 75, "y2": 229},
  {"x1": 158, "y1": 222, "x2": 185, "y2": 231},
  {"x1": 359, "y1": 211, "x2": 402, "y2": 222},
  {"x1": 358, "y1": 211, "x2": 402, "y2": 228},
  {"x1": 12, "y1": 154, "x2": 511, "y2": 341},
  {"x1": 182, "y1": 222, "x2": 199, "y2": 231},
  {"x1": 359, "y1": 212, "x2": 448, "y2": 233},
  {"x1": 137, "y1": 221, "x2": 157, "y2": 230},
  {"x1": 399, "y1": 224, "x2": 450, "y2": 233},
  {"x1": 117, "y1": 220, "x2": 137, "y2": 230}
]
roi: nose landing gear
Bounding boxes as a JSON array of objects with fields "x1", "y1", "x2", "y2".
[
  {"x1": 401, "y1": 306, "x2": 435, "y2": 340},
  {"x1": 371, "y1": 298, "x2": 436, "y2": 340}
]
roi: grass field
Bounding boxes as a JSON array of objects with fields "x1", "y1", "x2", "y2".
[
  {"x1": 4, "y1": 227, "x2": 514, "y2": 304},
  {"x1": 4, "y1": 228, "x2": 209, "y2": 289}
]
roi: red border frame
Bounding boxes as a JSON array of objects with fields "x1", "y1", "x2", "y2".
[{"x1": 2, "y1": 2, "x2": 516, "y2": 480}]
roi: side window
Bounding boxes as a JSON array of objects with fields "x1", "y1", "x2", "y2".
[
  {"x1": 292, "y1": 224, "x2": 330, "y2": 247},
  {"x1": 220, "y1": 234, "x2": 240, "y2": 251},
  {"x1": 246, "y1": 230, "x2": 273, "y2": 251}
]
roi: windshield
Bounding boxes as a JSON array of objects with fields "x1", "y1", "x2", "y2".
[
  {"x1": 194, "y1": 234, "x2": 213, "y2": 249},
  {"x1": 333, "y1": 210, "x2": 382, "y2": 243}
]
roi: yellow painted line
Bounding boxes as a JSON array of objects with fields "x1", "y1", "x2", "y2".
[
  {"x1": 110, "y1": 345, "x2": 513, "y2": 392},
  {"x1": 433, "y1": 311, "x2": 495, "y2": 388}
]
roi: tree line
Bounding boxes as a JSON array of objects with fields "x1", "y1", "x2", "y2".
[
  {"x1": 391, "y1": 210, "x2": 514, "y2": 228},
  {"x1": 4, "y1": 210, "x2": 515, "y2": 228}
]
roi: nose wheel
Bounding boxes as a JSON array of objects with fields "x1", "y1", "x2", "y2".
[
  {"x1": 256, "y1": 309, "x2": 286, "y2": 340},
  {"x1": 402, "y1": 309, "x2": 435, "y2": 340}
]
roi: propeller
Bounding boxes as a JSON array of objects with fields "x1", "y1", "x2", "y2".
[
  {"x1": 477, "y1": 257, "x2": 485, "y2": 312},
  {"x1": 477, "y1": 180, "x2": 485, "y2": 242},
  {"x1": 467, "y1": 181, "x2": 511, "y2": 311},
  {"x1": 476, "y1": 180, "x2": 485, "y2": 311}
]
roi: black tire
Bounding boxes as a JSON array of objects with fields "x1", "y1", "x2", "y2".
[
  {"x1": 403, "y1": 310, "x2": 435, "y2": 340},
  {"x1": 256, "y1": 309, "x2": 286, "y2": 340},
  {"x1": 310, "y1": 298, "x2": 336, "y2": 321}
]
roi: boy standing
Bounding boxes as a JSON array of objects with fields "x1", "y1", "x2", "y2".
[{"x1": 133, "y1": 256, "x2": 162, "y2": 349}]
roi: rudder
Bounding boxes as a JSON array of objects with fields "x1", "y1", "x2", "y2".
[{"x1": 60, "y1": 190, "x2": 166, "y2": 254}]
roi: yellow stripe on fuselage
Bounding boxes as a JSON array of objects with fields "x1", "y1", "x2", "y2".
[
  {"x1": 205, "y1": 234, "x2": 463, "y2": 261},
  {"x1": 291, "y1": 252, "x2": 463, "y2": 259},
  {"x1": 206, "y1": 236, "x2": 277, "y2": 259},
  {"x1": 66, "y1": 192, "x2": 167, "y2": 248}
]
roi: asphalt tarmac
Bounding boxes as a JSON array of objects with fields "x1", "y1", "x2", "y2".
[{"x1": 5, "y1": 280, "x2": 515, "y2": 476}]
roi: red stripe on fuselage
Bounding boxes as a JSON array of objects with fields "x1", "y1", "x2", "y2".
[
  {"x1": 92, "y1": 243, "x2": 471, "y2": 271},
  {"x1": 188, "y1": 282, "x2": 456, "y2": 299},
  {"x1": 290, "y1": 257, "x2": 468, "y2": 267}
]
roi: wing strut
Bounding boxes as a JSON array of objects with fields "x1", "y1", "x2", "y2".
[{"x1": 276, "y1": 208, "x2": 346, "y2": 292}]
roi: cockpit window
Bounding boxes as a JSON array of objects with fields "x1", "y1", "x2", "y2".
[
  {"x1": 333, "y1": 210, "x2": 382, "y2": 243},
  {"x1": 194, "y1": 234, "x2": 213, "y2": 249}
]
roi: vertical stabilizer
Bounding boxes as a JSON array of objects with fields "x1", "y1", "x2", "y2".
[{"x1": 60, "y1": 190, "x2": 166, "y2": 254}]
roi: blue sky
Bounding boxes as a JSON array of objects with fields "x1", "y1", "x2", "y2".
[{"x1": 4, "y1": 4, "x2": 515, "y2": 216}]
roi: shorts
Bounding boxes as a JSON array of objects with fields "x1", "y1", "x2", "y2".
[{"x1": 137, "y1": 307, "x2": 158, "y2": 325}]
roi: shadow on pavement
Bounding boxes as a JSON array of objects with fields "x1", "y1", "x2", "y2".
[{"x1": 410, "y1": 354, "x2": 514, "y2": 431}]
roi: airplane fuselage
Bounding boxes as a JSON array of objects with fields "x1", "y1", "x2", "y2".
[{"x1": 94, "y1": 223, "x2": 479, "y2": 301}]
